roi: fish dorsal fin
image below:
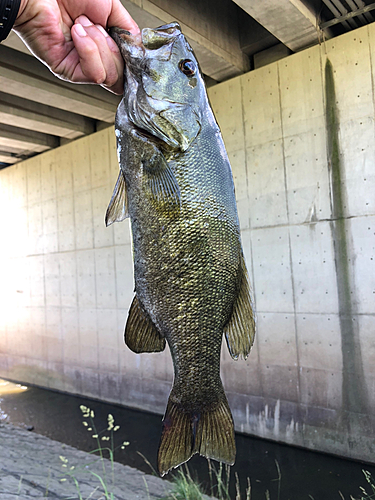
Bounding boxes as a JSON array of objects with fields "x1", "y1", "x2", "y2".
[
  {"x1": 224, "y1": 254, "x2": 256, "y2": 360},
  {"x1": 143, "y1": 154, "x2": 181, "y2": 215},
  {"x1": 125, "y1": 295, "x2": 166, "y2": 353},
  {"x1": 105, "y1": 171, "x2": 129, "y2": 227}
]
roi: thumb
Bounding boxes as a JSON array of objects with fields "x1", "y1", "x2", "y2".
[{"x1": 108, "y1": 0, "x2": 140, "y2": 35}]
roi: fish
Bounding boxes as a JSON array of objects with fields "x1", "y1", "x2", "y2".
[{"x1": 107, "y1": 22, "x2": 256, "y2": 477}]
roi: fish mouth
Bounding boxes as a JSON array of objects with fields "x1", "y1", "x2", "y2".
[
  {"x1": 141, "y1": 22, "x2": 181, "y2": 49},
  {"x1": 110, "y1": 23, "x2": 182, "y2": 55},
  {"x1": 109, "y1": 27, "x2": 144, "y2": 59},
  {"x1": 109, "y1": 27, "x2": 141, "y2": 44}
]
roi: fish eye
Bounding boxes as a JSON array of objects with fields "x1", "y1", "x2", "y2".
[{"x1": 179, "y1": 59, "x2": 196, "y2": 77}]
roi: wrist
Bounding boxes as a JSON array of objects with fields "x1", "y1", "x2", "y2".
[{"x1": 0, "y1": 0, "x2": 22, "y2": 41}]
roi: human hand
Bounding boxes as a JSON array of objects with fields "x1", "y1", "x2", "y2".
[{"x1": 13, "y1": 0, "x2": 140, "y2": 94}]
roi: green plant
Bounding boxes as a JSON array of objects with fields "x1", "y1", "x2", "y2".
[
  {"x1": 161, "y1": 459, "x2": 251, "y2": 500},
  {"x1": 164, "y1": 465, "x2": 206, "y2": 500},
  {"x1": 209, "y1": 460, "x2": 250, "y2": 500},
  {"x1": 58, "y1": 405, "x2": 130, "y2": 500},
  {"x1": 54, "y1": 407, "x2": 374, "y2": 500},
  {"x1": 350, "y1": 471, "x2": 375, "y2": 500}
]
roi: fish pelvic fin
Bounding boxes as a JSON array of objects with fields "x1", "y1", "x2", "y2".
[
  {"x1": 224, "y1": 253, "x2": 256, "y2": 360},
  {"x1": 105, "y1": 171, "x2": 129, "y2": 226},
  {"x1": 125, "y1": 295, "x2": 166, "y2": 353},
  {"x1": 158, "y1": 397, "x2": 235, "y2": 476}
]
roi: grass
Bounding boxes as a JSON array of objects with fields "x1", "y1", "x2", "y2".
[
  {"x1": 162, "y1": 465, "x2": 207, "y2": 500},
  {"x1": 161, "y1": 459, "x2": 252, "y2": 500},
  {"x1": 10, "y1": 402, "x2": 375, "y2": 499},
  {"x1": 162, "y1": 461, "x2": 375, "y2": 500},
  {"x1": 57, "y1": 405, "x2": 130, "y2": 500},
  {"x1": 349, "y1": 471, "x2": 375, "y2": 500},
  {"x1": 30, "y1": 404, "x2": 375, "y2": 500}
]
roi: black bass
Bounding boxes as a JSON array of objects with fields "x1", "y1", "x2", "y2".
[{"x1": 107, "y1": 22, "x2": 255, "y2": 476}]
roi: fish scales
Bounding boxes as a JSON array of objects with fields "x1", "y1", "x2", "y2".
[{"x1": 107, "y1": 22, "x2": 256, "y2": 476}]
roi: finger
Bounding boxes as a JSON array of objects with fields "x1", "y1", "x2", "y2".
[
  {"x1": 59, "y1": 0, "x2": 140, "y2": 34},
  {"x1": 72, "y1": 21, "x2": 124, "y2": 92},
  {"x1": 70, "y1": 22, "x2": 107, "y2": 84},
  {"x1": 108, "y1": 0, "x2": 140, "y2": 35},
  {"x1": 73, "y1": 14, "x2": 125, "y2": 93},
  {"x1": 76, "y1": 14, "x2": 93, "y2": 28},
  {"x1": 81, "y1": 22, "x2": 123, "y2": 89},
  {"x1": 100, "y1": 30, "x2": 124, "y2": 94},
  {"x1": 93, "y1": 23, "x2": 124, "y2": 94}
]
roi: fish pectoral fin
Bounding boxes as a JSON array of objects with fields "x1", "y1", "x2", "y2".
[
  {"x1": 224, "y1": 253, "x2": 256, "y2": 360},
  {"x1": 143, "y1": 154, "x2": 181, "y2": 214},
  {"x1": 105, "y1": 171, "x2": 129, "y2": 227},
  {"x1": 158, "y1": 395, "x2": 235, "y2": 477},
  {"x1": 125, "y1": 295, "x2": 166, "y2": 353}
]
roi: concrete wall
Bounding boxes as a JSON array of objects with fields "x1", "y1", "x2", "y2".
[{"x1": 0, "y1": 24, "x2": 374, "y2": 462}]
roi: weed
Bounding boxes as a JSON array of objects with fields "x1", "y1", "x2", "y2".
[
  {"x1": 161, "y1": 459, "x2": 252, "y2": 500},
  {"x1": 58, "y1": 405, "x2": 130, "y2": 500},
  {"x1": 53, "y1": 405, "x2": 375, "y2": 500},
  {"x1": 350, "y1": 471, "x2": 375, "y2": 500},
  {"x1": 166, "y1": 465, "x2": 206, "y2": 500}
]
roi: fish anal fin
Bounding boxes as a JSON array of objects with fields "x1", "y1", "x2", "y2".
[
  {"x1": 105, "y1": 171, "x2": 129, "y2": 227},
  {"x1": 125, "y1": 295, "x2": 165, "y2": 353},
  {"x1": 158, "y1": 396, "x2": 235, "y2": 476},
  {"x1": 224, "y1": 254, "x2": 256, "y2": 360}
]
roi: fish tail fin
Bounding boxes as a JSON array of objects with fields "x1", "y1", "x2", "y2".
[
  {"x1": 157, "y1": 400, "x2": 194, "y2": 476},
  {"x1": 193, "y1": 397, "x2": 235, "y2": 465},
  {"x1": 158, "y1": 395, "x2": 235, "y2": 476}
]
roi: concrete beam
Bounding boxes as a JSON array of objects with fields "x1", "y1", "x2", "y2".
[
  {"x1": 0, "y1": 93, "x2": 95, "y2": 139},
  {"x1": 120, "y1": 0, "x2": 250, "y2": 81},
  {"x1": 0, "y1": 123, "x2": 59, "y2": 154},
  {"x1": 239, "y1": 15, "x2": 280, "y2": 56},
  {"x1": 1, "y1": 40, "x2": 120, "y2": 106},
  {"x1": 231, "y1": 0, "x2": 321, "y2": 51},
  {"x1": 0, "y1": 151, "x2": 20, "y2": 164},
  {"x1": 0, "y1": 46, "x2": 120, "y2": 122},
  {"x1": 320, "y1": 2, "x2": 375, "y2": 30},
  {"x1": 253, "y1": 43, "x2": 293, "y2": 68}
]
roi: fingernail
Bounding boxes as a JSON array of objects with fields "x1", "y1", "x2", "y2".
[
  {"x1": 78, "y1": 15, "x2": 93, "y2": 27},
  {"x1": 75, "y1": 23, "x2": 87, "y2": 37},
  {"x1": 97, "y1": 25, "x2": 109, "y2": 38},
  {"x1": 106, "y1": 35, "x2": 119, "y2": 52}
]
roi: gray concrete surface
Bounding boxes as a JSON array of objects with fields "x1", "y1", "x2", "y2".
[
  {"x1": 0, "y1": 422, "x2": 172, "y2": 499},
  {"x1": 231, "y1": 0, "x2": 320, "y2": 51}
]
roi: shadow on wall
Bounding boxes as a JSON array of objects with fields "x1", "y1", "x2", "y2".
[{"x1": 325, "y1": 58, "x2": 370, "y2": 429}]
